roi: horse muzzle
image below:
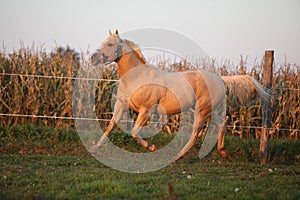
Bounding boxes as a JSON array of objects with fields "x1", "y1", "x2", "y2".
[{"x1": 91, "y1": 51, "x2": 105, "y2": 65}]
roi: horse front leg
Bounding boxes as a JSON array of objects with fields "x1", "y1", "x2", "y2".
[
  {"x1": 89, "y1": 101, "x2": 126, "y2": 154},
  {"x1": 132, "y1": 108, "x2": 156, "y2": 152}
]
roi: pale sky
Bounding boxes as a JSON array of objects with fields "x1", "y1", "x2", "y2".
[{"x1": 1, "y1": 0, "x2": 299, "y2": 65}]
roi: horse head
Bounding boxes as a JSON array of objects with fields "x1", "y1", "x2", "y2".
[
  {"x1": 91, "y1": 29, "x2": 147, "y2": 66},
  {"x1": 91, "y1": 29, "x2": 123, "y2": 65}
]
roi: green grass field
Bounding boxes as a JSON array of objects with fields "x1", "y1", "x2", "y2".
[
  {"x1": 1, "y1": 124, "x2": 300, "y2": 199},
  {"x1": 1, "y1": 154, "x2": 300, "y2": 200}
]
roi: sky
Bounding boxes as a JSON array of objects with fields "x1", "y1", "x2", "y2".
[{"x1": 0, "y1": 0, "x2": 300, "y2": 65}]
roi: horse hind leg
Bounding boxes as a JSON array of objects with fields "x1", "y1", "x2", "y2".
[
  {"x1": 217, "y1": 117, "x2": 230, "y2": 159},
  {"x1": 175, "y1": 108, "x2": 209, "y2": 161}
]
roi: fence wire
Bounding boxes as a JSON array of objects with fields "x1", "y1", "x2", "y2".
[
  {"x1": 0, "y1": 72, "x2": 119, "y2": 82},
  {"x1": 0, "y1": 71, "x2": 299, "y2": 133},
  {"x1": 0, "y1": 112, "x2": 299, "y2": 133},
  {"x1": 1, "y1": 72, "x2": 299, "y2": 91}
]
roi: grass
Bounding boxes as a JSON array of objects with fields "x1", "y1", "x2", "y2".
[
  {"x1": 1, "y1": 124, "x2": 300, "y2": 164},
  {"x1": 0, "y1": 124, "x2": 300, "y2": 199},
  {"x1": 1, "y1": 154, "x2": 300, "y2": 199}
]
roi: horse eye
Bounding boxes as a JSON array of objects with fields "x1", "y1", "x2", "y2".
[{"x1": 107, "y1": 43, "x2": 113, "y2": 47}]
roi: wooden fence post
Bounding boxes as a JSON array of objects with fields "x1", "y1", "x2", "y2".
[{"x1": 259, "y1": 50, "x2": 274, "y2": 164}]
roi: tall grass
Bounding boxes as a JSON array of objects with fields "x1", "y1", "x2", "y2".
[{"x1": 0, "y1": 47, "x2": 299, "y2": 139}]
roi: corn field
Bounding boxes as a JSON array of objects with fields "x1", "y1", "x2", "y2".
[{"x1": 0, "y1": 47, "x2": 299, "y2": 139}]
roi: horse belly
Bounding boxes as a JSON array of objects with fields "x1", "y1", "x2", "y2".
[{"x1": 158, "y1": 91, "x2": 194, "y2": 114}]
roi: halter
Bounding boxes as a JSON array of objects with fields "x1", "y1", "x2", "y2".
[
  {"x1": 114, "y1": 39, "x2": 123, "y2": 63},
  {"x1": 99, "y1": 39, "x2": 123, "y2": 64}
]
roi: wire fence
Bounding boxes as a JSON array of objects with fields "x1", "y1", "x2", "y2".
[
  {"x1": 0, "y1": 112, "x2": 299, "y2": 133},
  {"x1": 1, "y1": 72, "x2": 120, "y2": 82},
  {"x1": 1, "y1": 71, "x2": 299, "y2": 134},
  {"x1": 2, "y1": 72, "x2": 299, "y2": 91}
]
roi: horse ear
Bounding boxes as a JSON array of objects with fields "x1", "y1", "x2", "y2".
[
  {"x1": 115, "y1": 29, "x2": 119, "y2": 35},
  {"x1": 109, "y1": 30, "x2": 112, "y2": 37}
]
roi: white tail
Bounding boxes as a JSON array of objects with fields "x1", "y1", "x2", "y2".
[{"x1": 221, "y1": 75, "x2": 270, "y2": 105}]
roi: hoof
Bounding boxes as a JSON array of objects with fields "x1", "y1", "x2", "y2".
[
  {"x1": 219, "y1": 149, "x2": 230, "y2": 159},
  {"x1": 88, "y1": 146, "x2": 99, "y2": 154},
  {"x1": 148, "y1": 144, "x2": 157, "y2": 152}
]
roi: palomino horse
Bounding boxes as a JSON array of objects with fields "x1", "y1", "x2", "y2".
[{"x1": 89, "y1": 30, "x2": 269, "y2": 160}]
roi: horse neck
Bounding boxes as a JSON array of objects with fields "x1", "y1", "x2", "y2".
[{"x1": 117, "y1": 44, "x2": 146, "y2": 78}]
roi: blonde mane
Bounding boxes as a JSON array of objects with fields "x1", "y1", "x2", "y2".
[{"x1": 123, "y1": 39, "x2": 147, "y2": 64}]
